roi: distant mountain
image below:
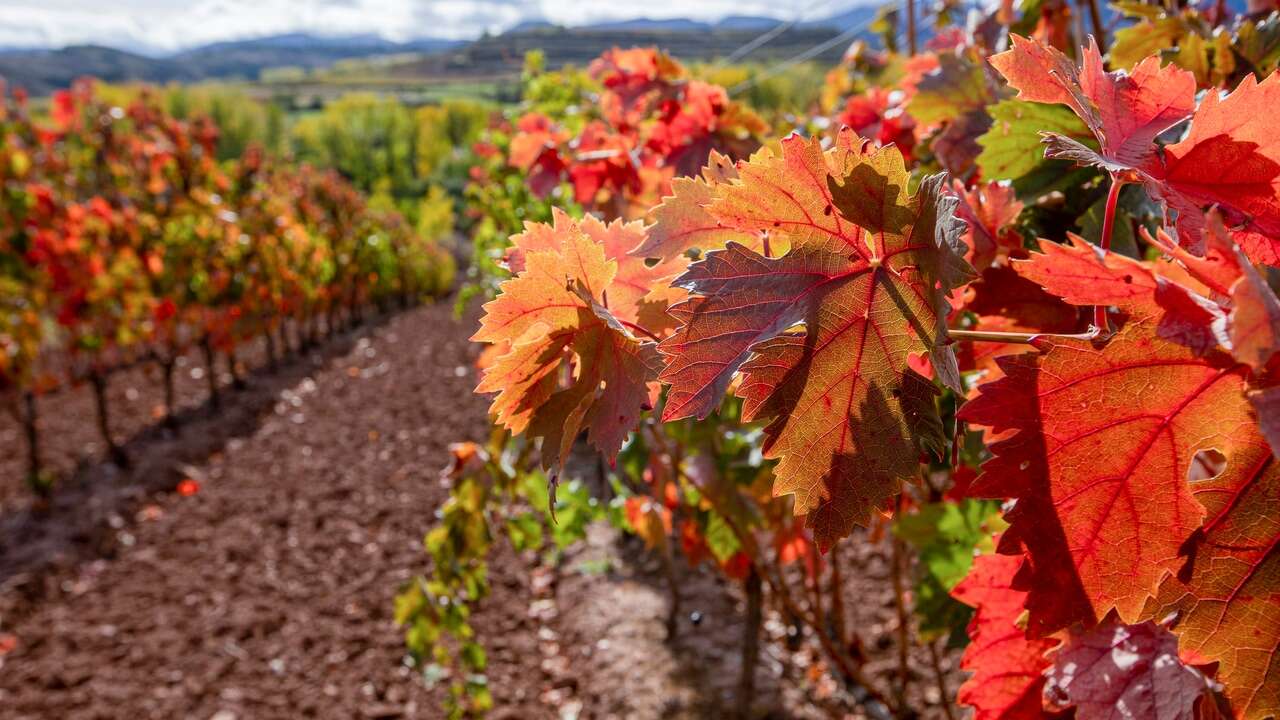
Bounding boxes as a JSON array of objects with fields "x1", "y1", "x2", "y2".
[
  {"x1": 0, "y1": 33, "x2": 466, "y2": 95},
  {"x1": 507, "y1": 20, "x2": 556, "y2": 34},
  {"x1": 168, "y1": 33, "x2": 462, "y2": 80},
  {"x1": 801, "y1": 6, "x2": 881, "y2": 31},
  {"x1": 585, "y1": 18, "x2": 713, "y2": 32},
  {"x1": 714, "y1": 16, "x2": 784, "y2": 31},
  {"x1": 186, "y1": 32, "x2": 394, "y2": 53},
  {"x1": 0, "y1": 7, "x2": 887, "y2": 98},
  {"x1": 453, "y1": 23, "x2": 854, "y2": 77},
  {"x1": 0, "y1": 45, "x2": 201, "y2": 95}
]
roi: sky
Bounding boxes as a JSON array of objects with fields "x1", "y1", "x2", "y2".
[{"x1": 0, "y1": 0, "x2": 847, "y2": 54}]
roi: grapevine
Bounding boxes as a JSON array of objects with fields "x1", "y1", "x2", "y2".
[
  {"x1": 405, "y1": 4, "x2": 1280, "y2": 717},
  {"x1": 0, "y1": 80, "x2": 454, "y2": 491}
]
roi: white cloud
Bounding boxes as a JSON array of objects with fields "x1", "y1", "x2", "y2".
[{"x1": 0, "y1": 0, "x2": 845, "y2": 53}]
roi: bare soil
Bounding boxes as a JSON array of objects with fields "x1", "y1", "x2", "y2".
[{"x1": 0, "y1": 302, "x2": 962, "y2": 719}]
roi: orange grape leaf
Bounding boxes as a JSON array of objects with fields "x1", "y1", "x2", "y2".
[
  {"x1": 989, "y1": 35, "x2": 1195, "y2": 171},
  {"x1": 503, "y1": 208, "x2": 686, "y2": 329},
  {"x1": 1144, "y1": 439, "x2": 1279, "y2": 720},
  {"x1": 1044, "y1": 619, "x2": 1213, "y2": 720},
  {"x1": 951, "y1": 552, "x2": 1055, "y2": 720},
  {"x1": 658, "y1": 135, "x2": 972, "y2": 548},
  {"x1": 959, "y1": 259, "x2": 1258, "y2": 635},
  {"x1": 473, "y1": 221, "x2": 665, "y2": 468},
  {"x1": 624, "y1": 496, "x2": 672, "y2": 550},
  {"x1": 632, "y1": 150, "x2": 756, "y2": 261}
]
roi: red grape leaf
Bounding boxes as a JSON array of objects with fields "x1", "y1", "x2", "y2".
[
  {"x1": 836, "y1": 87, "x2": 919, "y2": 164},
  {"x1": 1207, "y1": 214, "x2": 1280, "y2": 370},
  {"x1": 1145, "y1": 439, "x2": 1279, "y2": 720},
  {"x1": 568, "y1": 121, "x2": 643, "y2": 207},
  {"x1": 1012, "y1": 234, "x2": 1159, "y2": 316},
  {"x1": 473, "y1": 222, "x2": 664, "y2": 468},
  {"x1": 657, "y1": 135, "x2": 972, "y2": 548},
  {"x1": 1044, "y1": 618, "x2": 1212, "y2": 720},
  {"x1": 1143, "y1": 213, "x2": 1280, "y2": 371},
  {"x1": 953, "y1": 180, "x2": 1026, "y2": 271},
  {"x1": 989, "y1": 35, "x2": 1195, "y2": 171},
  {"x1": 1141, "y1": 223, "x2": 1241, "y2": 300},
  {"x1": 956, "y1": 264, "x2": 1080, "y2": 377},
  {"x1": 992, "y1": 36, "x2": 1280, "y2": 261},
  {"x1": 646, "y1": 80, "x2": 766, "y2": 178},
  {"x1": 589, "y1": 47, "x2": 684, "y2": 131},
  {"x1": 1143, "y1": 73, "x2": 1280, "y2": 263},
  {"x1": 1013, "y1": 235, "x2": 1237, "y2": 361},
  {"x1": 951, "y1": 552, "x2": 1055, "y2": 720},
  {"x1": 508, "y1": 112, "x2": 569, "y2": 197},
  {"x1": 962, "y1": 266, "x2": 1077, "y2": 329},
  {"x1": 960, "y1": 243, "x2": 1258, "y2": 632}
]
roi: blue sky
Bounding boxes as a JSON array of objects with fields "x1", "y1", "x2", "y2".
[{"x1": 0, "y1": 0, "x2": 861, "y2": 53}]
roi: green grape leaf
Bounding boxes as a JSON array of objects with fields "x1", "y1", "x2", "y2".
[{"x1": 977, "y1": 99, "x2": 1095, "y2": 181}]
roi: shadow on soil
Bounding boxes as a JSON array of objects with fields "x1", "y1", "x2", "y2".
[{"x1": 0, "y1": 312, "x2": 397, "y2": 623}]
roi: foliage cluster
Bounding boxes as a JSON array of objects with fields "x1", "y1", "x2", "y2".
[
  {"x1": 406, "y1": 0, "x2": 1280, "y2": 712},
  {"x1": 0, "y1": 79, "x2": 454, "y2": 488}
]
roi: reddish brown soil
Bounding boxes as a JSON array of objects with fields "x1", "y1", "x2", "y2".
[
  {"x1": 0, "y1": 305, "x2": 550, "y2": 719},
  {"x1": 0, "y1": 302, "x2": 963, "y2": 719}
]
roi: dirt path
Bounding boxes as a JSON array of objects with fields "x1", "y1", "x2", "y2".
[
  {"x1": 0, "y1": 301, "x2": 963, "y2": 720},
  {"x1": 0, "y1": 304, "x2": 552, "y2": 719}
]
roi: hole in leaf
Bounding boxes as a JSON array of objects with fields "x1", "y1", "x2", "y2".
[
  {"x1": 644, "y1": 257, "x2": 660, "y2": 268},
  {"x1": 1188, "y1": 448, "x2": 1226, "y2": 482}
]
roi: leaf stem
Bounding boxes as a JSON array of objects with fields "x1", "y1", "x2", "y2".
[
  {"x1": 905, "y1": 0, "x2": 918, "y2": 55},
  {"x1": 763, "y1": 564, "x2": 898, "y2": 718},
  {"x1": 1085, "y1": 3, "x2": 1108, "y2": 51},
  {"x1": 618, "y1": 318, "x2": 662, "y2": 343},
  {"x1": 927, "y1": 639, "x2": 958, "y2": 720},
  {"x1": 829, "y1": 542, "x2": 849, "y2": 650},
  {"x1": 1093, "y1": 175, "x2": 1124, "y2": 334},
  {"x1": 890, "y1": 496, "x2": 912, "y2": 709},
  {"x1": 688, "y1": 474, "x2": 896, "y2": 716},
  {"x1": 947, "y1": 327, "x2": 1100, "y2": 344}
]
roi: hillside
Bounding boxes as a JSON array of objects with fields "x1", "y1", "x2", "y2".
[
  {"x1": 0, "y1": 46, "x2": 202, "y2": 95},
  {"x1": 0, "y1": 8, "x2": 879, "y2": 96},
  {"x1": 0, "y1": 34, "x2": 465, "y2": 95},
  {"x1": 448, "y1": 21, "x2": 872, "y2": 73}
]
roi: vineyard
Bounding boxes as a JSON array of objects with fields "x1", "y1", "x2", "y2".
[
  {"x1": 0, "y1": 80, "x2": 454, "y2": 492},
  {"x1": 3, "y1": 1, "x2": 1280, "y2": 719}
]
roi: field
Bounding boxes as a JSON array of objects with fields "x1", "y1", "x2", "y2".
[{"x1": 3, "y1": 2, "x2": 1280, "y2": 719}]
